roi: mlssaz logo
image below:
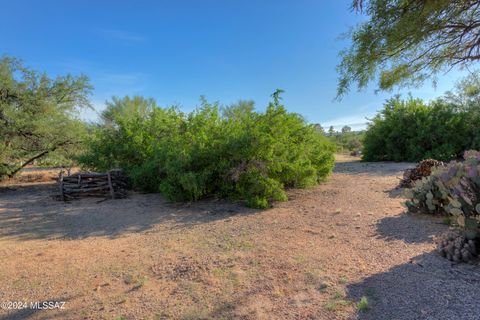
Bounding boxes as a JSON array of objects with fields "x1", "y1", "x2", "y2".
[{"x1": 30, "y1": 301, "x2": 66, "y2": 309}]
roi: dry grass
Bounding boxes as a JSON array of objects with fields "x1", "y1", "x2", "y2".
[
  {"x1": 1, "y1": 166, "x2": 80, "y2": 185},
  {"x1": 0, "y1": 157, "x2": 478, "y2": 319}
]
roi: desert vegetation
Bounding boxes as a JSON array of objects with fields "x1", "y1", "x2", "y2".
[
  {"x1": 0, "y1": 57, "x2": 91, "y2": 179},
  {"x1": 362, "y1": 79, "x2": 480, "y2": 162},
  {"x1": 403, "y1": 151, "x2": 480, "y2": 262},
  {"x1": 2, "y1": 0, "x2": 480, "y2": 319},
  {"x1": 79, "y1": 93, "x2": 335, "y2": 208},
  {"x1": 325, "y1": 126, "x2": 364, "y2": 155},
  {"x1": 0, "y1": 58, "x2": 336, "y2": 208}
]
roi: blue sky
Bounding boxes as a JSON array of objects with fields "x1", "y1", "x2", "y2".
[{"x1": 0, "y1": 0, "x2": 469, "y2": 130}]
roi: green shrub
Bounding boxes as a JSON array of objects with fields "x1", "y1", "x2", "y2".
[
  {"x1": 363, "y1": 72, "x2": 480, "y2": 162},
  {"x1": 79, "y1": 94, "x2": 335, "y2": 208},
  {"x1": 362, "y1": 97, "x2": 478, "y2": 162},
  {"x1": 326, "y1": 126, "x2": 365, "y2": 153},
  {"x1": 404, "y1": 150, "x2": 480, "y2": 238}
]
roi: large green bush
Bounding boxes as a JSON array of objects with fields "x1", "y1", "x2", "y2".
[
  {"x1": 79, "y1": 94, "x2": 335, "y2": 208},
  {"x1": 362, "y1": 97, "x2": 480, "y2": 162},
  {"x1": 363, "y1": 73, "x2": 480, "y2": 162}
]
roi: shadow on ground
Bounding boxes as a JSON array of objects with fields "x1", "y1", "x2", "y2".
[
  {"x1": 375, "y1": 213, "x2": 446, "y2": 244},
  {"x1": 334, "y1": 161, "x2": 414, "y2": 177},
  {"x1": 383, "y1": 186, "x2": 404, "y2": 198},
  {"x1": 0, "y1": 183, "x2": 258, "y2": 241},
  {"x1": 347, "y1": 252, "x2": 480, "y2": 320}
]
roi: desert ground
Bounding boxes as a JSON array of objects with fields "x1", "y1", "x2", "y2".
[{"x1": 1, "y1": 156, "x2": 480, "y2": 320}]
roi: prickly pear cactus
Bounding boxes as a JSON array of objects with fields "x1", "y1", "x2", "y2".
[{"x1": 404, "y1": 150, "x2": 480, "y2": 239}]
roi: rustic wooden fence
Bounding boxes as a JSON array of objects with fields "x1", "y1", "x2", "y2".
[{"x1": 58, "y1": 169, "x2": 128, "y2": 201}]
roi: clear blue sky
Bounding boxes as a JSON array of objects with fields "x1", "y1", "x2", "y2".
[{"x1": 0, "y1": 0, "x2": 468, "y2": 130}]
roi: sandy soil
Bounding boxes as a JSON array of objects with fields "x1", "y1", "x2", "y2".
[
  {"x1": 1, "y1": 156, "x2": 479, "y2": 320},
  {"x1": 1, "y1": 166, "x2": 79, "y2": 186}
]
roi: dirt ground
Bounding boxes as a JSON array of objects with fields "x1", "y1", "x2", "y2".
[{"x1": 1, "y1": 156, "x2": 480, "y2": 320}]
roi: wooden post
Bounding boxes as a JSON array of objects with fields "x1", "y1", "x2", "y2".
[
  {"x1": 107, "y1": 171, "x2": 115, "y2": 199},
  {"x1": 59, "y1": 170, "x2": 65, "y2": 201}
]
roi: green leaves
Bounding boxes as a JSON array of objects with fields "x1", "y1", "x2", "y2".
[
  {"x1": 0, "y1": 56, "x2": 91, "y2": 178},
  {"x1": 362, "y1": 91, "x2": 480, "y2": 162},
  {"x1": 80, "y1": 94, "x2": 335, "y2": 208},
  {"x1": 337, "y1": 0, "x2": 480, "y2": 97}
]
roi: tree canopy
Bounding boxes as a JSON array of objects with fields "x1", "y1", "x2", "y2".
[
  {"x1": 0, "y1": 56, "x2": 92, "y2": 178},
  {"x1": 337, "y1": 0, "x2": 480, "y2": 97}
]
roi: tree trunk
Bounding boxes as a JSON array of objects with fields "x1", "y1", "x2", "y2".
[{"x1": 7, "y1": 149, "x2": 52, "y2": 178}]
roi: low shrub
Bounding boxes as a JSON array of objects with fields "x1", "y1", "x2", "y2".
[
  {"x1": 79, "y1": 93, "x2": 335, "y2": 208},
  {"x1": 404, "y1": 150, "x2": 480, "y2": 239},
  {"x1": 357, "y1": 296, "x2": 369, "y2": 311}
]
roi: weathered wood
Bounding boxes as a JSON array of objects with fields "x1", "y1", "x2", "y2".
[
  {"x1": 59, "y1": 171, "x2": 65, "y2": 201},
  {"x1": 57, "y1": 169, "x2": 128, "y2": 201},
  {"x1": 63, "y1": 186, "x2": 111, "y2": 193},
  {"x1": 70, "y1": 173, "x2": 109, "y2": 178},
  {"x1": 62, "y1": 182, "x2": 110, "y2": 188},
  {"x1": 63, "y1": 177, "x2": 109, "y2": 182},
  {"x1": 107, "y1": 172, "x2": 115, "y2": 199}
]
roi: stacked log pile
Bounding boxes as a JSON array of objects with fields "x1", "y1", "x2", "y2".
[
  {"x1": 58, "y1": 169, "x2": 128, "y2": 200},
  {"x1": 399, "y1": 159, "x2": 445, "y2": 188}
]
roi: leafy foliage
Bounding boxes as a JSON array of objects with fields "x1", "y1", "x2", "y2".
[
  {"x1": 338, "y1": 0, "x2": 480, "y2": 97},
  {"x1": 0, "y1": 56, "x2": 91, "y2": 178},
  {"x1": 362, "y1": 94, "x2": 480, "y2": 162},
  {"x1": 80, "y1": 94, "x2": 335, "y2": 208},
  {"x1": 363, "y1": 72, "x2": 480, "y2": 162},
  {"x1": 404, "y1": 151, "x2": 480, "y2": 239},
  {"x1": 326, "y1": 127, "x2": 365, "y2": 153}
]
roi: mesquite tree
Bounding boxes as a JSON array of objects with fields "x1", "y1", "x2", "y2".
[
  {"x1": 0, "y1": 56, "x2": 92, "y2": 178},
  {"x1": 338, "y1": 0, "x2": 480, "y2": 97}
]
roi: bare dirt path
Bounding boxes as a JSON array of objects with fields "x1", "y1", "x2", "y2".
[{"x1": 0, "y1": 156, "x2": 479, "y2": 320}]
